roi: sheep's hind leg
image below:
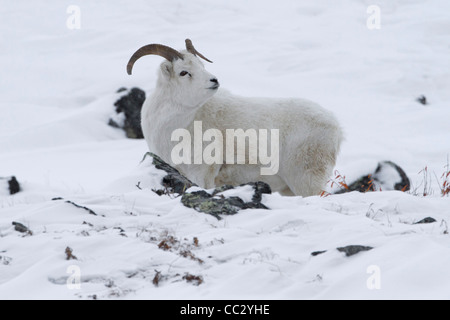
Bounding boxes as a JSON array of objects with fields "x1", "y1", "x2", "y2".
[{"x1": 282, "y1": 147, "x2": 333, "y2": 197}]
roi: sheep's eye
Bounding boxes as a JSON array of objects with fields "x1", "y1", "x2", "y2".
[{"x1": 180, "y1": 71, "x2": 189, "y2": 77}]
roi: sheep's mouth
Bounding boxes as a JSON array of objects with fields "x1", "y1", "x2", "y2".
[{"x1": 208, "y1": 84, "x2": 220, "y2": 90}]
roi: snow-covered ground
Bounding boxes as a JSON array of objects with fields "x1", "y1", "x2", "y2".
[{"x1": 1, "y1": 0, "x2": 449, "y2": 299}]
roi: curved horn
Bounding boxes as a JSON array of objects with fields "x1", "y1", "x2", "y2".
[
  {"x1": 127, "y1": 44, "x2": 184, "y2": 75},
  {"x1": 185, "y1": 39, "x2": 213, "y2": 63}
]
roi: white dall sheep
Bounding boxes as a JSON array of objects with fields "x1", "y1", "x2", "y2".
[{"x1": 127, "y1": 39, "x2": 343, "y2": 197}]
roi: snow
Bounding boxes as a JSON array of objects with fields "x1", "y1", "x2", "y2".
[{"x1": 1, "y1": 0, "x2": 450, "y2": 299}]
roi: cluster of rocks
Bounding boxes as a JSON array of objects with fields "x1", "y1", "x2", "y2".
[
  {"x1": 148, "y1": 153, "x2": 442, "y2": 259},
  {"x1": 150, "y1": 152, "x2": 414, "y2": 217},
  {"x1": 150, "y1": 152, "x2": 433, "y2": 215}
]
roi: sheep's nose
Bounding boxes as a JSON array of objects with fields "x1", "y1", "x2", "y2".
[{"x1": 209, "y1": 78, "x2": 219, "y2": 89}]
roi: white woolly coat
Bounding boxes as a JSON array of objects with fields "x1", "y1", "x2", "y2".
[{"x1": 142, "y1": 84, "x2": 343, "y2": 196}]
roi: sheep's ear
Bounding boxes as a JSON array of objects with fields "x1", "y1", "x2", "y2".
[{"x1": 160, "y1": 60, "x2": 174, "y2": 79}]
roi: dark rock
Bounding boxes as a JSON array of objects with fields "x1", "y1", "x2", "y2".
[
  {"x1": 12, "y1": 222, "x2": 32, "y2": 234},
  {"x1": 181, "y1": 191, "x2": 240, "y2": 220},
  {"x1": 162, "y1": 174, "x2": 195, "y2": 195},
  {"x1": 337, "y1": 245, "x2": 373, "y2": 257},
  {"x1": 335, "y1": 161, "x2": 410, "y2": 194},
  {"x1": 52, "y1": 197, "x2": 98, "y2": 216},
  {"x1": 416, "y1": 95, "x2": 427, "y2": 105},
  {"x1": 181, "y1": 182, "x2": 270, "y2": 220},
  {"x1": 1, "y1": 176, "x2": 21, "y2": 195},
  {"x1": 311, "y1": 250, "x2": 327, "y2": 256},
  {"x1": 311, "y1": 246, "x2": 373, "y2": 257},
  {"x1": 147, "y1": 152, "x2": 197, "y2": 194},
  {"x1": 107, "y1": 118, "x2": 121, "y2": 129},
  {"x1": 181, "y1": 183, "x2": 270, "y2": 220},
  {"x1": 374, "y1": 161, "x2": 410, "y2": 191},
  {"x1": 8, "y1": 176, "x2": 20, "y2": 195},
  {"x1": 245, "y1": 181, "x2": 273, "y2": 203},
  {"x1": 414, "y1": 217, "x2": 437, "y2": 224},
  {"x1": 110, "y1": 87, "x2": 146, "y2": 139}
]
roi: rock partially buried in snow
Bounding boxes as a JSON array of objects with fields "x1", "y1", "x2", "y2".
[
  {"x1": 12, "y1": 222, "x2": 32, "y2": 235},
  {"x1": 148, "y1": 152, "x2": 197, "y2": 194},
  {"x1": 416, "y1": 95, "x2": 428, "y2": 105},
  {"x1": 337, "y1": 245, "x2": 373, "y2": 257},
  {"x1": 335, "y1": 161, "x2": 410, "y2": 194},
  {"x1": 181, "y1": 183, "x2": 271, "y2": 220},
  {"x1": 0, "y1": 255, "x2": 12, "y2": 266},
  {"x1": 311, "y1": 245, "x2": 374, "y2": 257},
  {"x1": 1, "y1": 176, "x2": 21, "y2": 195},
  {"x1": 311, "y1": 250, "x2": 327, "y2": 257},
  {"x1": 147, "y1": 152, "x2": 271, "y2": 219},
  {"x1": 372, "y1": 161, "x2": 410, "y2": 191},
  {"x1": 109, "y1": 87, "x2": 146, "y2": 139},
  {"x1": 414, "y1": 217, "x2": 437, "y2": 224}
]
